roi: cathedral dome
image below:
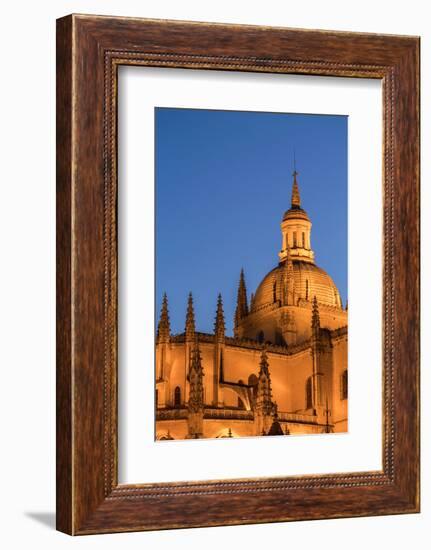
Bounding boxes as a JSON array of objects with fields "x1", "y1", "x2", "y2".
[{"x1": 252, "y1": 260, "x2": 343, "y2": 310}]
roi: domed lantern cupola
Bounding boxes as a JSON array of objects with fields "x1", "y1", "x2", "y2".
[{"x1": 279, "y1": 167, "x2": 315, "y2": 264}]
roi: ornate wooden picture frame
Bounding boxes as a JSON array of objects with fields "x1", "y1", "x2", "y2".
[{"x1": 56, "y1": 14, "x2": 420, "y2": 535}]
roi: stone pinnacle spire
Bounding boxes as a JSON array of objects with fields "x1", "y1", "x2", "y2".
[
  {"x1": 157, "y1": 292, "x2": 170, "y2": 343},
  {"x1": 256, "y1": 348, "x2": 274, "y2": 416},
  {"x1": 188, "y1": 337, "x2": 204, "y2": 413},
  {"x1": 214, "y1": 293, "x2": 225, "y2": 341},
  {"x1": 291, "y1": 168, "x2": 301, "y2": 208},
  {"x1": 185, "y1": 292, "x2": 196, "y2": 341},
  {"x1": 234, "y1": 269, "x2": 249, "y2": 334}
]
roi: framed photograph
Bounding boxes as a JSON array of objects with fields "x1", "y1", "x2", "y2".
[
  {"x1": 56, "y1": 14, "x2": 420, "y2": 534},
  {"x1": 152, "y1": 106, "x2": 349, "y2": 442}
]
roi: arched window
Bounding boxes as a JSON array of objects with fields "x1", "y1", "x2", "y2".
[
  {"x1": 174, "y1": 386, "x2": 181, "y2": 407},
  {"x1": 293, "y1": 231, "x2": 297, "y2": 247},
  {"x1": 341, "y1": 370, "x2": 348, "y2": 400},
  {"x1": 302, "y1": 232, "x2": 306, "y2": 248},
  {"x1": 257, "y1": 330, "x2": 265, "y2": 344},
  {"x1": 306, "y1": 376, "x2": 313, "y2": 409}
]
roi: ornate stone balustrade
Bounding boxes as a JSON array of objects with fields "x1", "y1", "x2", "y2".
[
  {"x1": 156, "y1": 406, "x2": 317, "y2": 424},
  {"x1": 156, "y1": 408, "x2": 188, "y2": 420},
  {"x1": 203, "y1": 408, "x2": 254, "y2": 420},
  {"x1": 277, "y1": 411, "x2": 317, "y2": 424}
]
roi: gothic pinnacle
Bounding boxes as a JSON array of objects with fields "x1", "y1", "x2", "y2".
[
  {"x1": 185, "y1": 292, "x2": 196, "y2": 340},
  {"x1": 190, "y1": 336, "x2": 203, "y2": 373},
  {"x1": 234, "y1": 268, "x2": 249, "y2": 332},
  {"x1": 214, "y1": 293, "x2": 225, "y2": 341},
  {"x1": 188, "y1": 336, "x2": 204, "y2": 412},
  {"x1": 157, "y1": 292, "x2": 170, "y2": 343},
  {"x1": 256, "y1": 348, "x2": 273, "y2": 413}
]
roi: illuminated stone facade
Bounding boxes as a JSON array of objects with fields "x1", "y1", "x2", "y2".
[{"x1": 155, "y1": 172, "x2": 348, "y2": 440}]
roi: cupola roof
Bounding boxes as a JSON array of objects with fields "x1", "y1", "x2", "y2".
[{"x1": 253, "y1": 261, "x2": 343, "y2": 310}]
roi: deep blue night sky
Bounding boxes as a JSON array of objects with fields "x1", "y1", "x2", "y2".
[{"x1": 155, "y1": 108, "x2": 347, "y2": 336}]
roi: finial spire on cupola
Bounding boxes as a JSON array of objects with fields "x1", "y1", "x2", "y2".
[
  {"x1": 291, "y1": 163, "x2": 301, "y2": 208},
  {"x1": 157, "y1": 292, "x2": 170, "y2": 343},
  {"x1": 214, "y1": 293, "x2": 225, "y2": 341},
  {"x1": 185, "y1": 292, "x2": 196, "y2": 341}
]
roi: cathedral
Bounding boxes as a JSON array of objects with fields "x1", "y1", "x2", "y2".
[{"x1": 155, "y1": 170, "x2": 348, "y2": 440}]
